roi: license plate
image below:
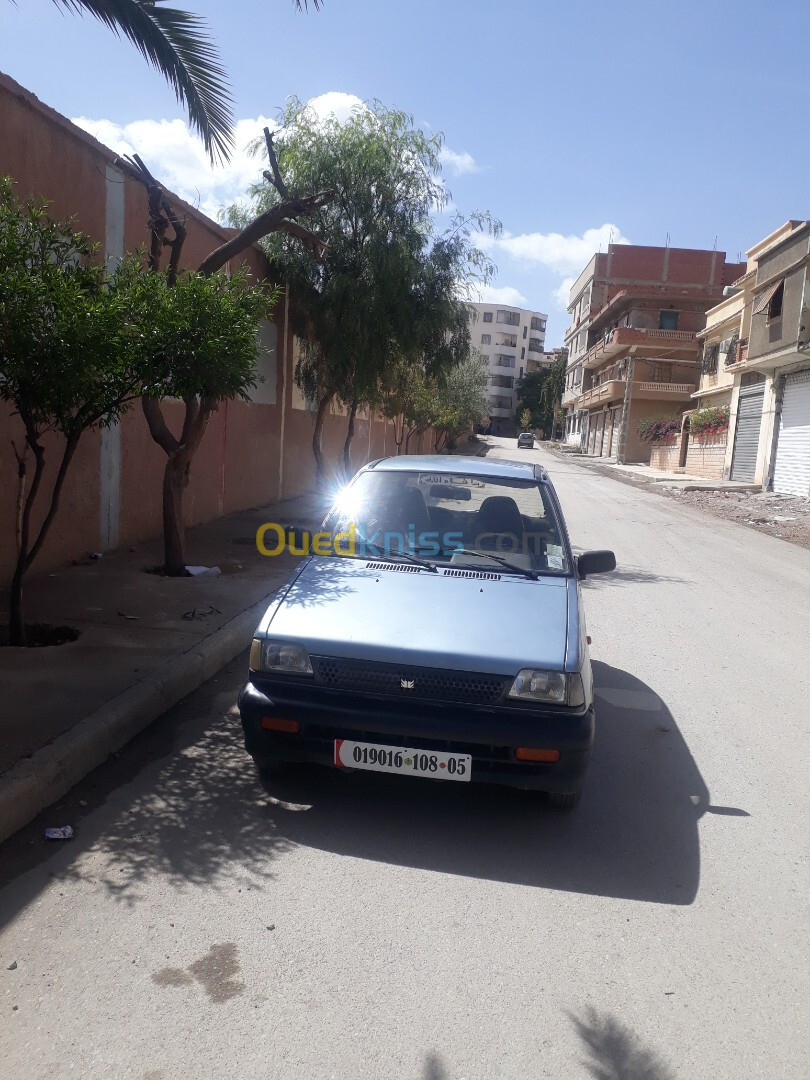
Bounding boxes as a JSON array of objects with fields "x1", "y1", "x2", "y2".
[{"x1": 334, "y1": 739, "x2": 472, "y2": 782}]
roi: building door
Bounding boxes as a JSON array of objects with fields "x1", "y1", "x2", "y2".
[
  {"x1": 772, "y1": 370, "x2": 810, "y2": 495},
  {"x1": 730, "y1": 376, "x2": 765, "y2": 482},
  {"x1": 608, "y1": 406, "x2": 622, "y2": 456}
]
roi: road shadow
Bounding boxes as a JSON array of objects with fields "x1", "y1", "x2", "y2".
[
  {"x1": 0, "y1": 661, "x2": 709, "y2": 925},
  {"x1": 0, "y1": 657, "x2": 296, "y2": 927},
  {"x1": 257, "y1": 661, "x2": 708, "y2": 904},
  {"x1": 581, "y1": 565, "x2": 691, "y2": 588},
  {"x1": 570, "y1": 1007, "x2": 677, "y2": 1079}
]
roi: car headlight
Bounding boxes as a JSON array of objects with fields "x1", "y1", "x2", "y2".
[
  {"x1": 250, "y1": 639, "x2": 313, "y2": 675},
  {"x1": 508, "y1": 670, "x2": 585, "y2": 707}
]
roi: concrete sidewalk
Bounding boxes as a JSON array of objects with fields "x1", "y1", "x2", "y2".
[
  {"x1": 550, "y1": 447, "x2": 759, "y2": 492},
  {"x1": 0, "y1": 492, "x2": 330, "y2": 843}
]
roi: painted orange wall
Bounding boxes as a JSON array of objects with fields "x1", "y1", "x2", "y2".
[{"x1": 0, "y1": 73, "x2": 439, "y2": 583}]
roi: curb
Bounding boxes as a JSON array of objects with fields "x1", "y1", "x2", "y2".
[{"x1": 0, "y1": 592, "x2": 276, "y2": 845}]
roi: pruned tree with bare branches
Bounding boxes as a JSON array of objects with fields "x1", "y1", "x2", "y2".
[{"x1": 118, "y1": 135, "x2": 333, "y2": 574}]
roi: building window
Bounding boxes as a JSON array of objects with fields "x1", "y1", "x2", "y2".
[
  {"x1": 723, "y1": 333, "x2": 739, "y2": 367},
  {"x1": 522, "y1": 324, "x2": 527, "y2": 338},
  {"x1": 481, "y1": 333, "x2": 491, "y2": 345},
  {"x1": 493, "y1": 354, "x2": 515, "y2": 368},
  {"x1": 489, "y1": 374, "x2": 514, "y2": 389},
  {"x1": 531, "y1": 316, "x2": 546, "y2": 331},
  {"x1": 768, "y1": 282, "x2": 784, "y2": 321},
  {"x1": 521, "y1": 347, "x2": 525, "y2": 359},
  {"x1": 482, "y1": 311, "x2": 493, "y2": 323},
  {"x1": 528, "y1": 338, "x2": 543, "y2": 353},
  {"x1": 659, "y1": 310, "x2": 679, "y2": 330},
  {"x1": 496, "y1": 309, "x2": 521, "y2": 326},
  {"x1": 498, "y1": 333, "x2": 518, "y2": 347},
  {"x1": 519, "y1": 366, "x2": 524, "y2": 379},
  {"x1": 701, "y1": 343, "x2": 719, "y2": 374}
]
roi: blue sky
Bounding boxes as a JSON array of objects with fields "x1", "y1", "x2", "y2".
[{"x1": 2, "y1": 0, "x2": 808, "y2": 344}]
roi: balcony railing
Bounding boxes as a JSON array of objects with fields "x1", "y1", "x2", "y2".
[
  {"x1": 635, "y1": 381, "x2": 694, "y2": 395},
  {"x1": 582, "y1": 327, "x2": 697, "y2": 368},
  {"x1": 576, "y1": 378, "x2": 695, "y2": 408}
]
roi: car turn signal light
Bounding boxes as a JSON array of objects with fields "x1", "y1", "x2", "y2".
[
  {"x1": 515, "y1": 748, "x2": 560, "y2": 762},
  {"x1": 260, "y1": 716, "x2": 300, "y2": 733}
]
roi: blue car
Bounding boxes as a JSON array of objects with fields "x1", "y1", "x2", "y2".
[{"x1": 239, "y1": 456, "x2": 615, "y2": 807}]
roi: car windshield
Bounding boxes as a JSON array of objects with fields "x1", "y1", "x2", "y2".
[{"x1": 322, "y1": 469, "x2": 568, "y2": 575}]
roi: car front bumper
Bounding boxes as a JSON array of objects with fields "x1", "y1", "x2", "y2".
[{"x1": 238, "y1": 678, "x2": 594, "y2": 793}]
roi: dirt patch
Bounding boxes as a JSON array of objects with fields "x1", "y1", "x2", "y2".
[
  {"x1": 0, "y1": 624, "x2": 80, "y2": 648},
  {"x1": 663, "y1": 489, "x2": 810, "y2": 550}
]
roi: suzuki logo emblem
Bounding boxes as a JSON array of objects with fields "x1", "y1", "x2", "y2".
[{"x1": 400, "y1": 679, "x2": 415, "y2": 690}]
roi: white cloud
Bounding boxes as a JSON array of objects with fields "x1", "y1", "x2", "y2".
[
  {"x1": 440, "y1": 147, "x2": 480, "y2": 176},
  {"x1": 73, "y1": 114, "x2": 276, "y2": 222},
  {"x1": 305, "y1": 91, "x2": 365, "y2": 125},
  {"x1": 475, "y1": 284, "x2": 529, "y2": 307},
  {"x1": 553, "y1": 276, "x2": 576, "y2": 310},
  {"x1": 72, "y1": 91, "x2": 366, "y2": 224},
  {"x1": 487, "y1": 223, "x2": 631, "y2": 276}
]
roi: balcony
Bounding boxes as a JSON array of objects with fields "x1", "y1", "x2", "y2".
[
  {"x1": 488, "y1": 406, "x2": 512, "y2": 418},
  {"x1": 582, "y1": 327, "x2": 697, "y2": 368},
  {"x1": 576, "y1": 378, "x2": 694, "y2": 409},
  {"x1": 634, "y1": 381, "x2": 695, "y2": 398},
  {"x1": 576, "y1": 379, "x2": 626, "y2": 408}
]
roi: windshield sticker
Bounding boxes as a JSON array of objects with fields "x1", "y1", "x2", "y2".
[
  {"x1": 419, "y1": 475, "x2": 485, "y2": 487},
  {"x1": 547, "y1": 545, "x2": 563, "y2": 570}
]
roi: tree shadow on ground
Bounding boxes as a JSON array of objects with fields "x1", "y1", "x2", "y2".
[
  {"x1": 257, "y1": 661, "x2": 709, "y2": 905},
  {"x1": 0, "y1": 661, "x2": 716, "y2": 927},
  {"x1": 570, "y1": 1007, "x2": 677, "y2": 1079}
]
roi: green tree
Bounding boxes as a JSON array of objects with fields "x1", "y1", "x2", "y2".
[
  {"x1": 117, "y1": 258, "x2": 275, "y2": 575},
  {"x1": 27, "y1": 1, "x2": 321, "y2": 164},
  {"x1": 0, "y1": 180, "x2": 142, "y2": 645},
  {"x1": 117, "y1": 150, "x2": 328, "y2": 574},
  {"x1": 227, "y1": 97, "x2": 495, "y2": 485},
  {"x1": 432, "y1": 353, "x2": 489, "y2": 451},
  {"x1": 542, "y1": 348, "x2": 567, "y2": 439},
  {"x1": 515, "y1": 368, "x2": 551, "y2": 431}
]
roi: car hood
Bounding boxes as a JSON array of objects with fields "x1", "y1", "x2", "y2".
[{"x1": 257, "y1": 557, "x2": 572, "y2": 675}]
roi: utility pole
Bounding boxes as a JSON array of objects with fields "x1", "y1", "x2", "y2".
[{"x1": 615, "y1": 356, "x2": 635, "y2": 463}]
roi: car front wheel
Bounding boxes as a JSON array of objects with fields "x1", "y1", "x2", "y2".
[{"x1": 547, "y1": 790, "x2": 581, "y2": 809}]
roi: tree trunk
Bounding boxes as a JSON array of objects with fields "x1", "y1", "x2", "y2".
[
  {"x1": 342, "y1": 398, "x2": 358, "y2": 481},
  {"x1": 8, "y1": 558, "x2": 26, "y2": 647},
  {"x1": 162, "y1": 453, "x2": 189, "y2": 575},
  {"x1": 312, "y1": 391, "x2": 333, "y2": 489},
  {"x1": 6, "y1": 432, "x2": 77, "y2": 646}
]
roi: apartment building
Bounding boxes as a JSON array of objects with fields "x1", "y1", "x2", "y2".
[
  {"x1": 561, "y1": 245, "x2": 745, "y2": 461},
  {"x1": 684, "y1": 221, "x2": 810, "y2": 491},
  {"x1": 467, "y1": 302, "x2": 548, "y2": 433}
]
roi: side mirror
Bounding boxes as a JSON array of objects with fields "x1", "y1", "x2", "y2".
[{"x1": 578, "y1": 550, "x2": 616, "y2": 579}]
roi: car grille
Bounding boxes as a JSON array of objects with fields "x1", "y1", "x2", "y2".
[{"x1": 311, "y1": 656, "x2": 508, "y2": 705}]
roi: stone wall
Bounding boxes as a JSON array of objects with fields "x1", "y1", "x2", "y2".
[
  {"x1": 685, "y1": 436, "x2": 728, "y2": 480},
  {"x1": 649, "y1": 437, "x2": 682, "y2": 471}
]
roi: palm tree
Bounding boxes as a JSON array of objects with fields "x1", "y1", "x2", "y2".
[{"x1": 46, "y1": 1, "x2": 322, "y2": 164}]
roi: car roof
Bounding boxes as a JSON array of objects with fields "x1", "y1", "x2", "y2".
[{"x1": 363, "y1": 454, "x2": 548, "y2": 482}]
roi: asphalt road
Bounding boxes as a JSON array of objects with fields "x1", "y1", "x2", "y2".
[{"x1": 1, "y1": 438, "x2": 808, "y2": 1080}]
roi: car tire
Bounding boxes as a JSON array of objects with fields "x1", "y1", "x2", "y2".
[
  {"x1": 252, "y1": 754, "x2": 286, "y2": 777},
  {"x1": 547, "y1": 790, "x2": 581, "y2": 809}
]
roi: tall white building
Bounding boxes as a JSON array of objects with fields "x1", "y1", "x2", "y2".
[{"x1": 467, "y1": 301, "x2": 548, "y2": 433}]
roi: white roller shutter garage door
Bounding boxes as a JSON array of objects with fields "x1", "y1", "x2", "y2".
[{"x1": 773, "y1": 370, "x2": 810, "y2": 496}]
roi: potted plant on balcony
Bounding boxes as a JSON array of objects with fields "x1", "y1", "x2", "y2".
[
  {"x1": 688, "y1": 405, "x2": 730, "y2": 444},
  {"x1": 638, "y1": 414, "x2": 683, "y2": 469}
]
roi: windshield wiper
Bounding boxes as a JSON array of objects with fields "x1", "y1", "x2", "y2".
[
  {"x1": 441, "y1": 548, "x2": 539, "y2": 580},
  {"x1": 365, "y1": 545, "x2": 438, "y2": 573}
]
